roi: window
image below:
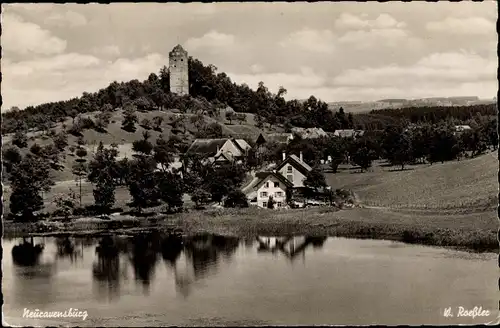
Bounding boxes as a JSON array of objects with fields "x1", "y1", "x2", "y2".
[
  {"x1": 277, "y1": 202, "x2": 282, "y2": 207},
  {"x1": 275, "y1": 192, "x2": 283, "y2": 197},
  {"x1": 287, "y1": 175, "x2": 293, "y2": 182},
  {"x1": 260, "y1": 192, "x2": 268, "y2": 198},
  {"x1": 265, "y1": 182, "x2": 269, "y2": 188},
  {"x1": 263, "y1": 202, "x2": 267, "y2": 208},
  {"x1": 274, "y1": 182, "x2": 279, "y2": 188},
  {"x1": 287, "y1": 165, "x2": 293, "y2": 173}
]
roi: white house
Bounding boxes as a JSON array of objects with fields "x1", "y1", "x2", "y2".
[
  {"x1": 333, "y1": 129, "x2": 365, "y2": 138},
  {"x1": 274, "y1": 152, "x2": 313, "y2": 188},
  {"x1": 254, "y1": 172, "x2": 294, "y2": 209}
]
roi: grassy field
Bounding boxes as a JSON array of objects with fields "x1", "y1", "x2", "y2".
[{"x1": 326, "y1": 151, "x2": 498, "y2": 210}]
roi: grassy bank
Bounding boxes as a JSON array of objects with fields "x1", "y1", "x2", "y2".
[{"x1": 4, "y1": 206, "x2": 497, "y2": 253}]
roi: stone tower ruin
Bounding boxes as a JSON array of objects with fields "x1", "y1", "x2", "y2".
[{"x1": 169, "y1": 44, "x2": 189, "y2": 96}]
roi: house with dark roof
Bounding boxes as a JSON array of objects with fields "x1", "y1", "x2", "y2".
[
  {"x1": 275, "y1": 151, "x2": 313, "y2": 188},
  {"x1": 253, "y1": 171, "x2": 294, "y2": 209},
  {"x1": 185, "y1": 138, "x2": 251, "y2": 164}
]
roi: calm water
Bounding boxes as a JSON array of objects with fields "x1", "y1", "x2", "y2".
[{"x1": 2, "y1": 233, "x2": 498, "y2": 326}]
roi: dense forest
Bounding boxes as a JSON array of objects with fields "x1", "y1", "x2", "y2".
[{"x1": 3, "y1": 55, "x2": 495, "y2": 135}]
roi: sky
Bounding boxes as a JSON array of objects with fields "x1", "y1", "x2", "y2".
[{"x1": 1, "y1": 2, "x2": 498, "y2": 111}]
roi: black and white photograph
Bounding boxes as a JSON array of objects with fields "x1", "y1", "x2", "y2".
[{"x1": 1, "y1": 2, "x2": 498, "y2": 326}]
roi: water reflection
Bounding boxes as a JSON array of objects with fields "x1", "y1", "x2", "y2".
[
  {"x1": 11, "y1": 237, "x2": 45, "y2": 266},
  {"x1": 55, "y1": 237, "x2": 83, "y2": 262},
  {"x1": 9, "y1": 233, "x2": 327, "y2": 301},
  {"x1": 92, "y1": 236, "x2": 123, "y2": 301},
  {"x1": 257, "y1": 236, "x2": 327, "y2": 261}
]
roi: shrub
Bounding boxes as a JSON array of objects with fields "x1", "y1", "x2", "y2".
[{"x1": 224, "y1": 190, "x2": 249, "y2": 208}]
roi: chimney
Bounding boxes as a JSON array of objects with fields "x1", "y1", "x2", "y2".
[
  {"x1": 282, "y1": 152, "x2": 286, "y2": 161},
  {"x1": 299, "y1": 151, "x2": 303, "y2": 162}
]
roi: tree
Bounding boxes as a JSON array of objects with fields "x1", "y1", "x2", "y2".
[
  {"x1": 122, "y1": 103, "x2": 138, "y2": 132},
  {"x1": 152, "y1": 116, "x2": 164, "y2": 131},
  {"x1": 191, "y1": 188, "x2": 211, "y2": 208},
  {"x1": 12, "y1": 130, "x2": 28, "y2": 148},
  {"x1": 54, "y1": 189, "x2": 78, "y2": 220},
  {"x1": 116, "y1": 158, "x2": 131, "y2": 185},
  {"x1": 95, "y1": 111, "x2": 112, "y2": 132},
  {"x1": 53, "y1": 131, "x2": 68, "y2": 151},
  {"x1": 127, "y1": 156, "x2": 159, "y2": 211},
  {"x1": 236, "y1": 113, "x2": 247, "y2": 124},
  {"x1": 157, "y1": 171, "x2": 184, "y2": 211},
  {"x1": 267, "y1": 195, "x2": 275, "y2": 209},
  {"x1": 391, "y1": 132, "x2": 413, "y2": 170},
  {"x1": 154, "y1": 135, "x2": 175, "y2": 171},
  {"x1": 304, "y1": 168, "x2": 327, "y2": 192},
  {"x1": 2, "y1": 146, "x2": 22, "y2": 174},
  {"x1": 9, "y1": 154, "x2": 54, "y2": 220},
  {"x1": 350, "y1": 137, "x2": 377, "y2": 172},
  {"x1": 132, "y1": 131, "x2": 154, "y2": 156},
  {"x1": 224, "y1": 190, "x2": 249, "y2": 208},
  {"x1": 326, "y1": 137, "x2": 347, "y2": 173},
  {"x1": 88, "y1": 142, "x2": 120, "y2": 212},
  {"x1": 140, "y1": 118, "x2": 152, "y2": 130}
]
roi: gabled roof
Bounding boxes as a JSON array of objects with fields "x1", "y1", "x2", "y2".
[
  {"x1": 254, "y1": 171, "x2": 294, "y2": 190},
  {"x1": 170, "y1": 44, "x2": 187, "y2": 54},
  {"x1": 275, "y1": 154, "x2": 313, "y2": 176},
  {"x1": 266, "y1": 133, "x2": 293, "y2": 144},
  {"x1": 185, "y1": 139, "x2": 228, "y2": 156},
  {"x1": 233, "y1": 139, "x2": 251, "y2": 152},
  {"x1": 291, "y1": 127, "x2": 328, "y2": 139}
]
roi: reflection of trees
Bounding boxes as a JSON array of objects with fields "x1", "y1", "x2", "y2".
[
  {"x1": 11, "y1": 237, "x2": 44, "y2": 266},
  {"x1": 173, "y1": 234, "x2": 240, "y2": 297},
  {"x1": 161, "y1": 234, "x2": 183, "y2": 266},
  {"x1": 92, "y1": 236, "x2": 121, "y2": 301},
  {"x1": 256, "y1": 236, "x2": 327, "y2": 261},
  {"x1": 127, "y1": 232, "x2": 162, "y2": 292},
  {"x1": 55, "y1": 237, "x2": 83, "y2": 262}
]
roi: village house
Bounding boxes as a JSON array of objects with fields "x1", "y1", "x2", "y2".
[
  {"x1": 184, "y1": 138, "x2": 251, "y2": 165},
  {"x1": 290, "y1": 127, "x2": 328, "y2": 139},
  {"x1": 454, "y1": 125, "x2": 472, "y2": 136},
  {"x1": 254, "y1": 171, "x2": 294, "y2": 209},
  {"x1": 255, "y1": 132, "x2": 294, "y2": 147},
  {"x1": 275, "y1": 151, "x2": 313, "y2": 188},
  {"x1": 332, "y1": 129, "x2": 365, "y2": 138}
]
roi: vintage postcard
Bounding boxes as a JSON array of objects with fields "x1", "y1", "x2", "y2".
[{"x1": 1, "y1": 2, "x2": 498, "y2": 326}]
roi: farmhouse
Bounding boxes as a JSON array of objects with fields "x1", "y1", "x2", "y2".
[
  {"x1": 333, "y1": 129, "x2": 365, "y2": 138},
  {"x1": 185, "y1": 138, "x2": 251, "y2": 164},
  {"x1": 291, "y1": 127, "x2": 328, "y2": 139},
  {"x1": 275, "y1": 152, "x2": 313, "y2": 188},
  {"x1": 254, "y1": 171, "x2": 294, "y2": 209},
  {"x1": 454, "y1": 125, "x2": 472, "y2": 135}
]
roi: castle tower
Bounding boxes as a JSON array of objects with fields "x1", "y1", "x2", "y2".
[{"x1": 169, "y1": 44, "x2": 189, "y2": 96}]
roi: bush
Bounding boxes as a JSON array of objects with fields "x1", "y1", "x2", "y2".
[{"x1": 224, "y1": 190, "x2": 249, "y2": 208}]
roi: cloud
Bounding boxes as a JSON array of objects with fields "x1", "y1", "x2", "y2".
[
  {"x1": 335, "y1": 13, "x2": 406, "y2": 30},
  {"x1": 338, "y1": 28, "x2": 409, "y2": 46},
  {"x1": 185, "y1": 30, "x2": 236, "y2": 52},
  {"x1": 426, "y1": 17, "x2": 495, "y2": 35},
  {"x1": 44, "y1": 10, "x2": 88, "y2": 27},
  {"x1": 332, "y1": 52, "x2": 495, "y2": 87},
  {"x1": 91, "y1": 45, "x2": 121, "y2": 57},
  {"x1": 2, "y1": 13, "x2": 67, "y2": 55},
  {"x1": 2, "y1": 53, "x2": 168, "y2": 109},
  {"x1": 279, "y1": 28, "x2": 336, "y2": 54}
]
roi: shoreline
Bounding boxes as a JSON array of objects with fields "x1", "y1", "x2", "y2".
[{"x1": 3, "y1": 206, "x2": 497, "y2": 253}]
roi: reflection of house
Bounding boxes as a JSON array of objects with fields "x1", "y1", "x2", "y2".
[
  {"x1": 275, "y1": 152, "x2": 313, "y2": 188},
  {"x1": 333, "y1": 129, "x2": 365, "y2": 138},
  {"x1": 256, "y1": 236, "x2": 327, "y2": 260},
  {"x1": 185, "y1": 138, "x2": 251, "y2": 164},
  {"x1": 254, "y1": 171, "x2": 293, "y2": 209}
]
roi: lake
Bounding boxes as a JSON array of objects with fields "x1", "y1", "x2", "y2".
[{"x1": 2, "y1": 233, "x2": 498, "y2": 326}]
